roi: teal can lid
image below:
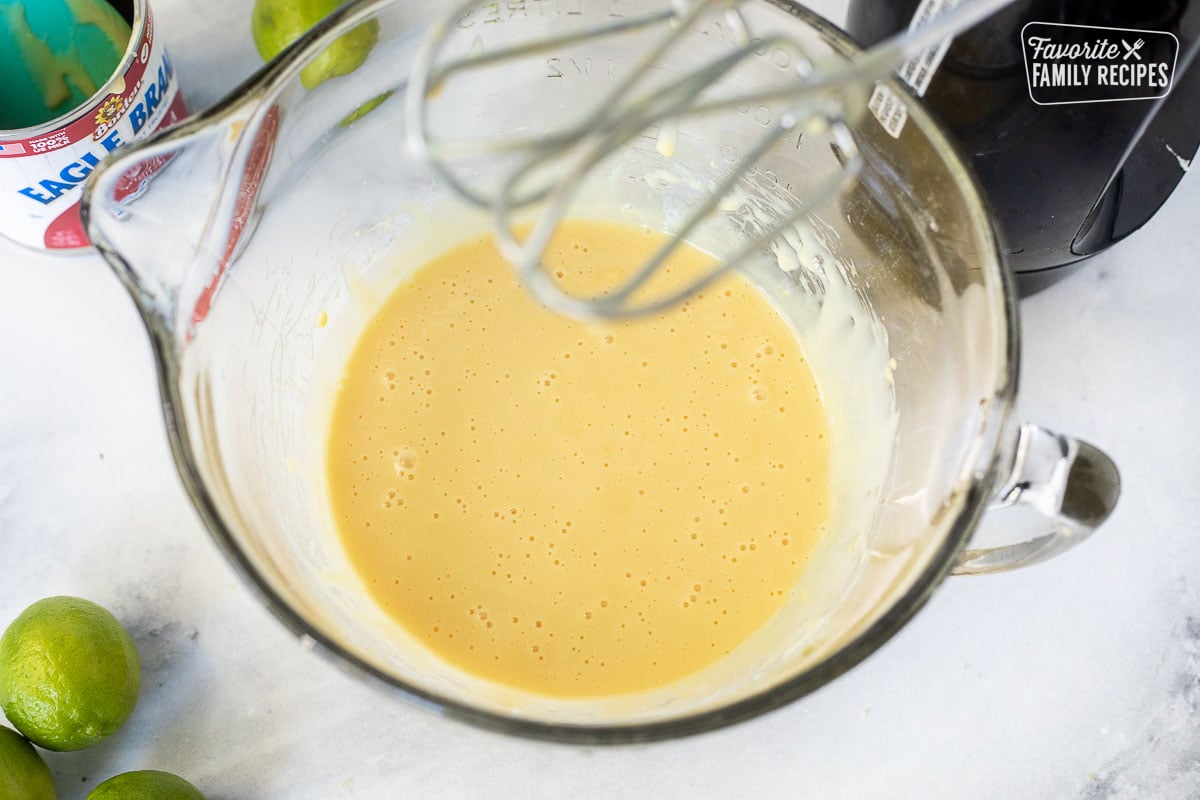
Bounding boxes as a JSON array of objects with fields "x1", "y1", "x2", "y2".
[{"x1": 0, "y1": 0, "x2": 133, "y2": 131}]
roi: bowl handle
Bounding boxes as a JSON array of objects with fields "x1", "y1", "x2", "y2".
[{"x1": 950, "y1": 423, "x2": 1120, "y2": 575}]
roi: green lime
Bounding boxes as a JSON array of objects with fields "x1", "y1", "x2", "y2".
[
  {"x1": 0, "y1": 597, "x2": 141, "y2": 751},
  {"x1": 0, "y1": 726, "x2": 56, "y2": 800},
  {"x1": 251, "y1": 0, "x2": 380, "y2": 90},
  {"x1": 86, "y1": 770, "x2": 204, "y2": 800},
  {"x1": 338, "y1": 89, "x2": 393, "y2": 127}
]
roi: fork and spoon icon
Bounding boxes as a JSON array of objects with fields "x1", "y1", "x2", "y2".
[{"x1": 1121, "y1": 38, "x2": 1146, "y2": 60}]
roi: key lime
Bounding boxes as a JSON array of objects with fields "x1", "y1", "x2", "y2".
[
  {"x1": 86, "y1": 770, "x2": 204, "y2": 800},
  {"x1": 0, "y1": 596, "x2": 141, "y2": 751},
  {"x1": 251, "y1": 0, "x2": 380, "y2": 90},
  {"x1": 0, "y1": 726, "x2": 56, "y2": 800}
]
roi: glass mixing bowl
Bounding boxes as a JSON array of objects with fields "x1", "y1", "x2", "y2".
[{"x1": 81, "y1": 0, "x2": 1119, "y2": 742}]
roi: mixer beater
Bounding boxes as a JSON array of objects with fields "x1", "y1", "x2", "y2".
[{"x1": 405, "y1": 0, "x2": 1015, "y2": 320}]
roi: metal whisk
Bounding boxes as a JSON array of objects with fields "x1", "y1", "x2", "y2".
[{"x1": 405, "y1": 0, "x2": 1014, "y2": 320}]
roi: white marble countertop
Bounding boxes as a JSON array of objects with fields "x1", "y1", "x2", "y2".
[{"x1": 2, "y1": 1, "x2": 1198, "y2": 798}]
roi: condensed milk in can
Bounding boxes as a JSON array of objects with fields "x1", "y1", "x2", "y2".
[{"x1": 0, "y1": 0, "x2": 186, "y2": 252}]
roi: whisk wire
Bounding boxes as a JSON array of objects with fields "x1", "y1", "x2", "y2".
[
  {"x1": 407, "y1": 0, "x2": 1017, "y2": 319},
  {"x1": 407, "y1": 0, "x2": 733, "y2": 208}
]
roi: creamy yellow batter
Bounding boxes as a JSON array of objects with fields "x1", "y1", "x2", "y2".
[{"x1": 326, "y1": 220, "x2": 831, "y2": 696}]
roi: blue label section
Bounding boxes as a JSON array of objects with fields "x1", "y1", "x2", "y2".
[
  {"x1": 14, "y1": 53, "x2": 177, "y2": 207},
  {"x1": 16, "y1": 133, "x2": 125, "y2": 205}
]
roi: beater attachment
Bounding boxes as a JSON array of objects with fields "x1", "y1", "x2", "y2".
[{"x1": 405, "y1": 0, "x2": 1014, "y2": 319}]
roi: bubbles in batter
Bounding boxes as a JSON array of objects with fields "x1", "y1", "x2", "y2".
[{"x1": 326, "y1": 220, "x2": 831, "y2": 696}]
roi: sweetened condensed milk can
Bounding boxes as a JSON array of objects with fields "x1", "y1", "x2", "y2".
[{"x1": 0, "y1": 0, "x2": 186, "y2": 252}]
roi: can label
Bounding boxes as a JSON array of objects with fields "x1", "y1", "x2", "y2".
[{"x1": 0, "y1": 2, "x2": 186, "y2": 251}]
